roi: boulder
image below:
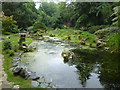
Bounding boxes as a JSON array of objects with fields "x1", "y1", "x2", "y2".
[
  {"x1": 31, "y1": 81, "x2": 39, "y2": 87},
  {"x1": 12, "y1": 61, "x2": 20, "y2": 67},
  {"x1": 39, "y1": 37, "x2": 44, "y2": 40},
  {"x1": 13, "y1": 85, "x2": 20, "y2": 89},
  {"x1": 45, "y1": 37, "x2": 62, "y2": 43},
  {"x1": 67, "y1": 36, "x2": 71, "y2": 40},
  {"x1": 80, "y1": 41, "x2": 86, "y2": 45},
  {"x1": 38, "y1": 77, "x2": 45, "y2": 83},
  {"x1": 40, "y1": 83, "x2": 49, "y2": 88},
  {"x1": 12, "y1": 66, "x2": 22, "y2": 74},
  {"x1": 50, "y1": 34, "x2": 55, "y2": 37},
  {"x1": 13, "y1": 56, "x2": 21, "y2": 62},
  {"x1": 96, "y1": 39, "x2": 106, "y2": 48},
  {"x1": 61, "y1": 50, "x2": 74, "y2": 62},
  {"x1": 29, "y1": 72, "x2": 40, "y2": 80},
  {"x1": 19, "y1": 68, "x2": 28, "y2": 79},
  {"x1": 16, "y1": 51, "x2": 24, "y2": 56},
  {"x1": 38, "y1": 34, "x2": 43, "y2": 37}
]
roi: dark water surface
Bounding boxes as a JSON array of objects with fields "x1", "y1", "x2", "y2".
[{"x1": 21, "y1": 41, "x2": 120, "y2": 88}]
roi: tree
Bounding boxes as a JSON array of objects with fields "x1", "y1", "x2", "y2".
[
  {"x1": 2, "y1": 16, "x2": 19, "y2": 34},
  {"x1": 2, "y1": 2, "x2": 38, "y2": 29},
  {"x1": 37, "y1": 2, "x2": 60, "y2": 29}
]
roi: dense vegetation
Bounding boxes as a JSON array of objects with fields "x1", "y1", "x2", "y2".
[{"x1": 1, "y1": 1, "x2": 120, "y2": 88}]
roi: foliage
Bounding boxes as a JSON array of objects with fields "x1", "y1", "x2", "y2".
[
  {"x1": 2, "y1": 52, "x2": 43, "y2": 88},
  {"x1": 46, "y1": 28, "x2": 97, "y2": 47},
  {"x1": 107, "y1": 32, "x2": 120, "y2": 51},
  {"x1": 37, "y1": 2, "x2": 60, "y2": 29},
  {"x1": 87, "y1": 25, "x2": 110, "y2": 33},
  {"x1": 2, "y1": 16, "x2": 19, "y2": 34},
  {"x1": 2, "y1": 2, "x2": 37, "y2": 29},
  {"x1": 3, "y1": 39, "x2": 12, "y2": 50},
  {"x1": 2, "y1": 2, "x2": 118, "y2": 30},
  {"x1": 33, "y1": 20, "x2": 47, "y2": 33},
  {"x1": 12, "y1": 45, "x2": 19, "y2": 52},
  {"x1": 111, "y1": 6, "x2": 120, "y2": 27},
  {"x1": 1, "y1": 35, "x2": 39, "y2": 88},
  {"x1": 5, "y1": 49, "x2": 15, "y2": 56},
  {"x1": 58, "y1": 2, "x2": 114, "y2": 29}
]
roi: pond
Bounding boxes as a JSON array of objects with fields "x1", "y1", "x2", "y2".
[{"x1": 20, "y1": 40, "x2": 120, "y2": 88}]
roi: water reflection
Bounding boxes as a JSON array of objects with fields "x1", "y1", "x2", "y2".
[
  {"x1": 21, "y1": 41, "x2": 120, "y2": 88},
  {"x1": 70, "y1": 49, "x2": 120, "y2": 88}
]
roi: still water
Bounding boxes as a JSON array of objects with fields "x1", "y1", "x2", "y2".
[{"x1": 21, "y1": 41, "x2": 120, "y2": 88}]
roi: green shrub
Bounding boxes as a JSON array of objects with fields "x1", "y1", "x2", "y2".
[
  {"x1": 33, "y1": 20, "x2": 47, "y2": 33},
  {"x1": 13, "y1": 45, "x2": 19, "y2": 52},
  {"x1": 2, "y1": 16, "x2": 19, "y2": 34},
  {"x1": 87, "y1": 25, "x2": 110, "y2": 33},
  {"x1": 8, "y1": 50, "x2": 15, "y2": 56},
  {"x1": 5, "y1": 49, "x2": 15, "y2": 56},
  {"x1": 4, "y1": 32, "x2": 11, "y2": 35},
  {"x1": 107, "y1": 32, "x2": 120, "y2": 51},
  {"x1": 3, "y1": 40, "x2": 12, "y2": 50}
]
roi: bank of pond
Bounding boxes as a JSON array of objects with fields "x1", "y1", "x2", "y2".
[{"x1": 1, "y1": 28, "x2": 120, "y2": 88}]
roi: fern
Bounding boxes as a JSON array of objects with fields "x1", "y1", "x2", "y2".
[{"x1": 111, "y1": 6, "x2": 120, "y2": 27}]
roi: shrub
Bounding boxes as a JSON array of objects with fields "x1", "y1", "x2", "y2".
[
  {"x1": 13, "y1": 45, "x2": 19, "y2": 52},
  {"x1": 3, "y1": 40, "x2": 12, "y2": 50},
  {"x1": 87, "y1": 25, "x2": 110, "y2": 33},
  {"x1": 107, "y1": 32, "x2": 120, "y2": 51},
  {"x1": 4, "y1": 32, "x2": 11, "y2": 35},
  {"x1": 2, "y1": 16, "x2": 19, "y2": 34},
  {"x1": 5, "y1": 49, "x2": 15, "y2": 56},
  {"x1": 33, "y1": 20, "x2": 47, "y2": 33},
  {"x1": 8, "y1": 50, "x2": 15, "y2": 56}
]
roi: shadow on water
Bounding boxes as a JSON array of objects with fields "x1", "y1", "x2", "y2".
[{"x1": 70, "y1": 49, "x2": 120, "y2": 88}]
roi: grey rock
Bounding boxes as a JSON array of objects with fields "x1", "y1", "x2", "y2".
[
  {"x1": 45, "y1": 78, "x2": 52, "y2": 84},
  {"x1": 13, "y1": 56, "x2": 21, "y2": 62},
  {"x1": 61, "y1": 50, "x2": 74, "y2": 62},
  {"x1": 48, "y1": 82, "x2": 56, "y2": 88},
  {"x1": 29, "y1": 72, "x2": 40, "y2": 80},
  {"x1": 31, "y1": 81, "x2": 39, "y2": 87},
  {"x1": 40, "y1": 83, "x2": 49, "y2": 88},
  {"x1": 12, "y1": 61, "x2": 20, "y2": 67},
  {"x1": 50, "y1": 34, "x2": 55, "y2": 37},
  {"x1": 12, "y1": 66, "x2": 22, "y2": 74},
  {"x1": 38, "y1": 77, "x2": 45, "y2": 83},
  {"x1": 13, "y1": 85, "x2": 20, "y2": 89},
  {"x1": 16, "y1": 51, "x2": 24, "y2": 56}
]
